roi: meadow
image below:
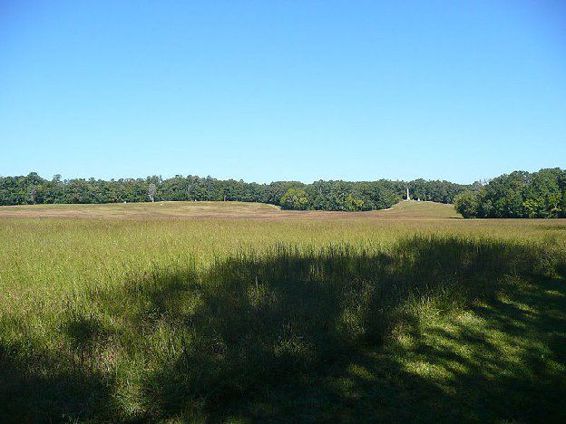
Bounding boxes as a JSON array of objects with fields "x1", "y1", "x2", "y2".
[{"x1": 0, "y1": 201, "x2": 565, "y2": 423}]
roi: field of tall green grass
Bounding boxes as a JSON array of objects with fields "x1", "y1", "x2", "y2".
[{"x1": 1, "y1": 202, "x2": 565, "y2": 423}]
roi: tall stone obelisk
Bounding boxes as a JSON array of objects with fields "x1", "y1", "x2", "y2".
[{"x1": 406, "y1": 187, "x2": 410, "y2": 201}]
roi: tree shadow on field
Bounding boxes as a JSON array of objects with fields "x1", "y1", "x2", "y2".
[
  {"x1": 0, "y1": 340, "x2": 115, "y2": 423},
  {"x1": 0, "y1": 291, "x2": 118, "y2": 422},
  {"x1": 1, "y1": 236, "x2": 565, "y2": 423},
  {"x1": 135, "y1": 238, "x2": 566, "y2": 423}
]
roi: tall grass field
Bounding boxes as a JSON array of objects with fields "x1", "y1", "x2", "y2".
[{"x1": 1, "y1": 201, "x2": 565, "y2": 423}]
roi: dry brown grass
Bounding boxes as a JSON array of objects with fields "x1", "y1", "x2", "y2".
[{"x1": 0, "y1": 199, "x2": 459, "y2": 220}]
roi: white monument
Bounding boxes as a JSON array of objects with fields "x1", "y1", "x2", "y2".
[{"x1": 406, "y1": 187, "x2": 410, "y2": 201}]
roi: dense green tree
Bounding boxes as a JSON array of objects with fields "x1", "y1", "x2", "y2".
[
  {"x1": 453, "y1": 168, "x2": 565, "y2": 218},
  {"x1": 280, "y1": 188, "x2": 310, "y2": 210},
  {"x1": 409, "y1": 178, "x2": 467, "y2": 203},
  {"x1": 5, "y1": 170, "x2": 560, "y2": 216},
  {"x1": 522, "y1": 168, "x2": 562, "y2": 217},
  {"x1": 344, "y1": 194, "x2": 365, "y2": 211},
  {"x1": 454, "y1": 191, "x2": 480, "y2": 218}
]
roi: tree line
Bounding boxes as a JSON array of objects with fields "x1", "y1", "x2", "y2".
[
  {"x1": 454, "y1": 168, "x2": 566, "y2": 218},
  {"x1": 0, "y1": 173, "x2": 469, "y2": 211}
]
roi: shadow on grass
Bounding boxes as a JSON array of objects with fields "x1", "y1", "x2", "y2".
[
  {"x1": 0, "y1": 341, "x2": 116, "y2": 423},
  {"x1": 1, "y1": 236, "x2": 565, "y2": 422}
]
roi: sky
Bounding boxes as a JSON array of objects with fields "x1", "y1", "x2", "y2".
[{"x1": 1, "y1": 1, "x2": 565, "y2": 184}]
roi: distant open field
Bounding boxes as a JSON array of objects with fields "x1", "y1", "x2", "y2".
[
  {"x1": 1, "y1": 201, "x2": 565, "y2": 422},
  {"x1": 0, "y1": 199, "x2": 459, "y2": 220}
]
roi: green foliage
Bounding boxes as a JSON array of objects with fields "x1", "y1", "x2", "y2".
[
  {"x1": 3, "y1": 168, "x2": 565, "y2": 217},
  {"x1": 280, "y1": 188, "x2": 310, "y2": 210},
  {"x1": 458, "y1": 168, "x2": 566, "y2": 218},
  {"x1": 408, "y1": 178, "x2": 468, "y2": 203},
  {"x1": 344, "y1": 193, "x2": 365, "y2": 211},
  {"x1": 0, "y1": 173, "x2": 472, "y2": 211},
  {"x1": 454, "y1": 191, "x2": 480, "y2": 218}
]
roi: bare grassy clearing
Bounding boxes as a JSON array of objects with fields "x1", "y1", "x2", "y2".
[{"x1": 0, "y1": 199, "x2": 460, "y2": 220}]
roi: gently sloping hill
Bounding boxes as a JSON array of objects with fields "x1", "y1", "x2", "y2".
[
  {"x1": 376, "y1": 199, "x2": 460, "y2": 219},
  {"x1": 0, "y1": 201, "x2": 282, "y2": 220},
  {"x1": 0, "y1": 199, "x2": 460, "y2": 220},
  {"x1": 1, "y1": 237, "x2": 564, "y2": 422}
]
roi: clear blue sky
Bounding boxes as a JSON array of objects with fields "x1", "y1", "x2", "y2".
[{"x1": 1, "y1": 1, "x2": 565, "y2": 184}]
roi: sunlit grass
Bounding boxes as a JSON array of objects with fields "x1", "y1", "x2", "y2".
[{"x1": 0, "y1": 202, "x2": 565, "y2": 422}]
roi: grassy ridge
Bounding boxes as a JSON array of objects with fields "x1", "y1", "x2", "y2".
[
  {"x1": 0, "y1": 199, "x2": 459, "y2": 220},
  {"x1": 0, "y1": 206, "x2": 565, "y2": 422}
]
